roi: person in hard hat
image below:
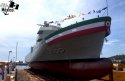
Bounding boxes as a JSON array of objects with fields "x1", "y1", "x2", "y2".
[
  {"x1": 0, "y1": 64, "x2": 2, "y2": 81},
  {"x1": 4, "y1": 65, "x2": 7, "y2": 81}
]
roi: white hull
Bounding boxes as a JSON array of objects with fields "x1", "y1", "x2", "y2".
[
  {"x1": 27, "y1": 32, "x2": 104, "y2": 62},
  {"x1": 25, "y1": 15, "x2": 112, "y2": 81}
]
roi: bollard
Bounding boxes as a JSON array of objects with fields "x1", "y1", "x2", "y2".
[
  {"x1": 15, "y1": 69, "x2": 17, "y2": 81},
  {"x1": 6, "y1": 75, "x2": 10, "y2": 81}
]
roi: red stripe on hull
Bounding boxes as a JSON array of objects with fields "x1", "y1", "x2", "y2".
[
  {"x1": 47, "y1": 26, "x2": 108, "y2": 45},
  {"x1": 30, "y1": 58, "x2": 112, "y2": 80}
]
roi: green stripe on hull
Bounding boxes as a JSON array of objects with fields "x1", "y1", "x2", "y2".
[{"x1": 45, "y1": 16, "x2": 111, "y2": 40}]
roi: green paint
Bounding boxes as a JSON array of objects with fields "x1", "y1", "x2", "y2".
[{"x1": 45, "y1": 16, "x2": 111, "y2": 40}]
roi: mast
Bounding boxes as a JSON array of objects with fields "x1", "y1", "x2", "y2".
[
  {"x1": 16, "y1": 42, "x2": 18, "y2": 62},
  {"x1": 106, "y1": 0, "x2": 108, "y2": 16}
]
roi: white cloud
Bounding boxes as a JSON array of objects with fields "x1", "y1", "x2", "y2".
[
  {"x1": 104, "y1": 39, "x2": 120, "y2": 45},
  {"x1": 0, "y1": 0, "x2": 123, "y2": 61}
]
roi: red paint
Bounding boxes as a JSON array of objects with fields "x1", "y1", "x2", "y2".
[
  {"x1": 47, "y1": 26, "x2": 109, "y2": 45},
  {"x1": 30, "y1": 58, "x2": 113, "y2": 80}
]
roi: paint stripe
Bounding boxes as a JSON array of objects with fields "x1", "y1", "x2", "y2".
[
  {"x1": 45, "y1": 22, "x2": 106, "y2": 43},
  {"x1": 47, "y1": 26, "x2": 108, "y2": 45},
  {"x1": 45, "y1": 16, "x2": 111, "y2": 40}
]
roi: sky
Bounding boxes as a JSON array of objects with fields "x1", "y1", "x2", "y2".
[{"x1": 0, "y1": 0, "x2": 125, "y2": 62}]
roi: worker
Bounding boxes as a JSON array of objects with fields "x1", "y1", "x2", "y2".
[
  {"x1": 9, "y1": 63, "x2": 12, "y2": 74},
  {"x1": 0, "y1": 64, "x2": 2, "y2": 81},
  {"x1": 4, "y1": 65, "x2": 7, "y2": 81}
]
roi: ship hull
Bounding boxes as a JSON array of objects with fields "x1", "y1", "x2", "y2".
[
  {"x1": 34, "y1": 31, "x2": 105, "y2": 61},
  {"x1": 26, "y1": 17, "x2": 111, "y2": 62},
  {"x1": 30, "y1": 58, "x2": 113, "y2": 80},
  {"x1": 26, "y1": 16, "x2": 112, "y2": 80}
]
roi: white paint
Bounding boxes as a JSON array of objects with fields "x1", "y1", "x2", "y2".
[{"x1": 46, "y1": 21, "x2": 106, "y2": 43}]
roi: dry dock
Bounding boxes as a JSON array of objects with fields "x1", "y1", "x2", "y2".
[
  {"x1": 15, "y1": 69, "x2": 113, "y2": 81},
  {"x1": 15, "y1": 69, "x2": 125, "y2": 81},
  {"x1": 2, "y1": 63, "x2": 125, "y2": 81},
  {"x1": 102, "y1": 71, "x2": 125, "y2": 81}
]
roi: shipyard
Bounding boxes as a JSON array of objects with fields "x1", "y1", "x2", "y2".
[
  {"x1": 0, "y1": 0, "x2": 125, "y2": 81},
  {"x1": 0, "y1": 60, "x2": 125, "y2": 81}
]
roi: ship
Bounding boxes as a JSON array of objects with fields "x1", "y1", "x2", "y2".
[{"x1": 25, "y1": 16, "x2": 113, "y2": 80}]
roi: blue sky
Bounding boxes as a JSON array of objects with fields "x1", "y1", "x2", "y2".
[{"x1": 0, "y1": 0, "x2": 125, "y2": 61}]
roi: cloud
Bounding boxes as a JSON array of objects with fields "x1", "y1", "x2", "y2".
[
  {"x1": 110, "y1": 0, "x2": 125, "y2": 10},
  {"x1": 104, "y1": 39, "x2": 120, "y2": 45},
  {"x1": 0, "y1": 0, "x2": 124, "y2": 61}
]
